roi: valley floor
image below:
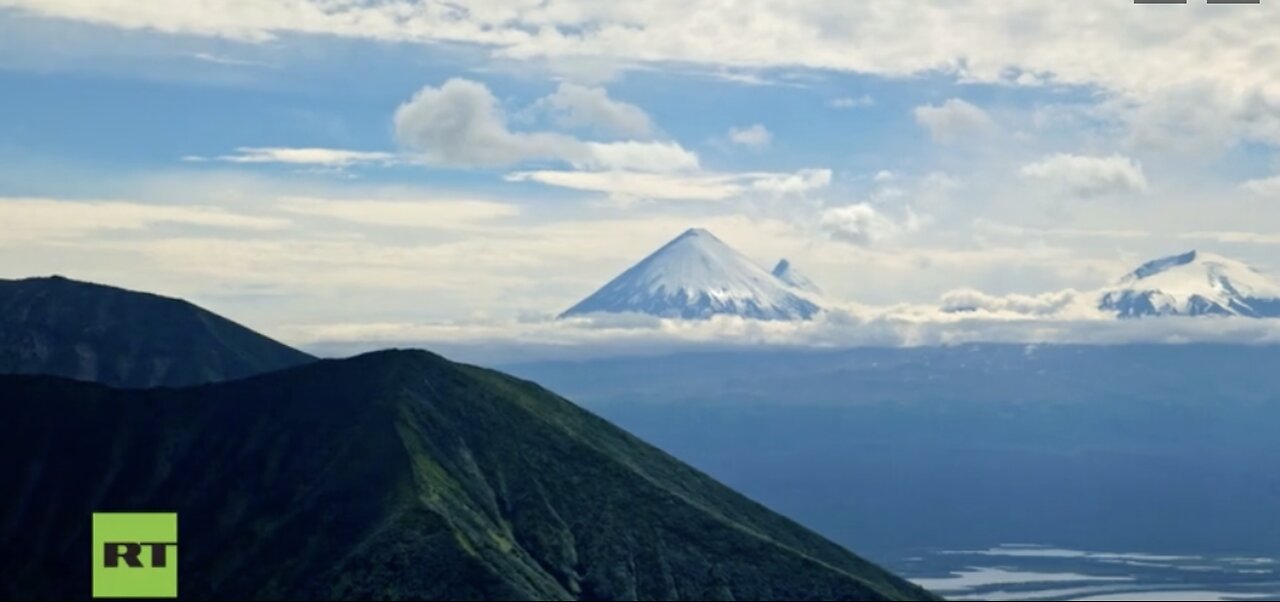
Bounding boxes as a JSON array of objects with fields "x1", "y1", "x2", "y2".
[{"x1": 896, "y1": 543, "x2": 1280, "y2": 601}]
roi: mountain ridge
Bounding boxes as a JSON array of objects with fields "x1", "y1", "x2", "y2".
[
  {"x1": 1099, "y1": 250, "x2": 1280, "y2": 318},
  {"x1": 0, "y1": 348, "x2": 932, "y2": 601},
  {"x1": 0, "y1": 275, "x2": 314, "y2": 387},
  {"x1": 772, "y1": 258, "x2": 823, "y2": 295}
]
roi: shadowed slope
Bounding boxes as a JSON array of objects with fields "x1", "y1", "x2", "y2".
[
  {"x1": 0, "y1": 349, "x2": 933, "y2": 601},
  {"x1": 0, "y1": 276, "x2": 314, "y2": 387}
]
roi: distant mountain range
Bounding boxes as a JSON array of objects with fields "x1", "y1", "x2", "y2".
[
  {"x1": 0, "y1": 277, "x2": 928, "y2": 601},
  {"x1": 0, "y1": 276, "x2": 314, "y2": 387},
  {"x1": 561, "y1": 228, "x2": 822, "y2": 321},
  {"x1": 1099, "y1": 250, "x2": 1280, "y2": 318},
  {"x1": 563, "y1": 229, "x2": 1280, "y2": 322}
]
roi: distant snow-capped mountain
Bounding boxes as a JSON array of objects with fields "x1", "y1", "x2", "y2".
[
  {"x1": 1099, "y1": 250, "x2": 1280, "y2": 318},
  {"x1": 771, "y1": 258, "x2": 823, "y2": 295},
  {"x1": 560, "y1": 228, "x2": 822, "y2": 320}
]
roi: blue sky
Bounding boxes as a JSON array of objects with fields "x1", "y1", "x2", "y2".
[{"x1": 2, "y1": 1, "x2": 1280, "y2": 352}]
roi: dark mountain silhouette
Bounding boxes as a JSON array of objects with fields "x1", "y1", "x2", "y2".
[
  {"x1": 0, "y1": 276, "x2": 313, "y2": 387},
  {"x1": 0, "y1": 349, "x2": 933, "y2": 600}
]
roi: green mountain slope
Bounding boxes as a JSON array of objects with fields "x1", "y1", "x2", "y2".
[
  {"x1": 0, "y1": 276, "x2": 314, "y2": 387},
  {"x1": 0, "y1": 349, "x2": 935, "y2": 601}
]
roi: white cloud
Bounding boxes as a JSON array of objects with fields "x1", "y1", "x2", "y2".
[
  {"x1": 393, "y1": 78, "x2": 697, "y2": 172},
  {"x1": 189, "y1": 52, "x2": 269, "y2": 68},
  {"x1": 393, "y1": 78, "x2": 583, "y2": 168},
  {"x1": 1178, "y1": 230, "x2": 1280, "y2": 246},
  {"x1": 290, "y1": 306, "x2": 1280, "y2": 364},
  {"x1": 701, "y1": 69, "x2": 803, "y2": 87},
  {"x1": 580, "y1": 141, "x2": 699, "y2": 172},
  {"x1": 939, "y1": 288, "x2": 1087, "y2": 317},
  {"x1": 913, "y1": 99, "x2": 994, "y2": 144},
  {"x1": 816, "y1": 170, "x2": 952, "y2": 247},
  {"x1": 1021, "y1": 154, "x2": 1149, "y2": 198},
  {"x1": 0, "y1": 197, "x2": 289, "y2": 243},
  {"x1": 829, "y1": 95, "x2": 875, "y2": 109},
  {"x1": 974, "y1": 219, "x2": 1150, "y2": 241},
  {"x1": 748, "y1": 169, "x2": 832, "y2": 195},
  {"x1": 191, "y1": 147, "x2": 396, "y2": 167},
  {"x1": 188, "y1": 82, "x2": 689, "y2": 174},
  {"x1": 1243, "y1": 175, "x2": 1280, "y2": 197},
  {"x1": 820, "y1": 203, "x2": 921, "y2": 246},
  {"x1": 505, "y1": 168, "x2": 830, "y2": 202},
  {"x1": 506, "y1": 171, "x2": 736, "y2": 202},
  {"x1": 1118, "y1": 83, "x2": 1280, "y2": 154},
  {"x1": 275, "y1": 197, "x2": 519, "y2": 228},
  {"x1": 534, "y1": 82, "x2": 653, "y2": 138},
  {"x1": 11, "y1": 1, "x2": 1280, "y2": 150},
  {"x1": 727, "y1": 124, "x2": 772, "y2": 149}
]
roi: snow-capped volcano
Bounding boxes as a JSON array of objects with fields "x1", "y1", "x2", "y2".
[
  {"x1": 560, "y1": 228, "x2": 822, "y2": 320},
  {"x1": 1099, "y1": 250, "x2": 1280, "y2": 318}
]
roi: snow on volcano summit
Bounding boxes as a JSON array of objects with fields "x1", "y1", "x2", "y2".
[
  {"x1": 560, "y1": 228, "x2": 822, "y2": 321},
  {"x1": 1099, "y1": 250, "x2": 1280, "y2": 318}
]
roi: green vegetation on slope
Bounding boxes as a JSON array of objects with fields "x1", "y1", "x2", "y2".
[
  {"x1": 0, "y1": 349, "x2": 935, "y2": 601},
  {"x1": 0, "y1": 276, "x2": 314, "y2": 388}
]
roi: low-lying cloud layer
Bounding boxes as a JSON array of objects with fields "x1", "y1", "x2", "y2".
[{"x1": 291, "y1": 302, "x2": 1280, "y2": 363}]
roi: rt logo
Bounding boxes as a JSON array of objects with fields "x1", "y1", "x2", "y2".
[{"x1": 92, "y1": 513, "x2": 178, "y2": 598}]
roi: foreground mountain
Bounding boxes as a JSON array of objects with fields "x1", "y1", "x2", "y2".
[
  {"x1": 0, "y1": 349, "x2": 932, "y2": 601},
  {"x1": 1098, "y1": 250, "x2": 1280, "y2": 318},
  {"x1": 0, "y1": 276, "x2": 313, "y2": 387},
  {"x1": 561, "y1": 228, "x2": 822, "y2": 321}
]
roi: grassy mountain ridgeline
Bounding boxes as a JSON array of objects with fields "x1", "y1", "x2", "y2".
[
  {"x1": 0, "y1": 276, "x2": 314, "y2": 388},
  {"x1": 0, "y1": 349, "x2": 934, "y2": 601}
]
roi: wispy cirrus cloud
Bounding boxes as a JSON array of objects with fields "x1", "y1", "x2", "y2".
[
  {"x1": 505, "y1": 168, "x2": 831, "y2": 202},
  {"x1": 188, "y1": 52, "x2": 270, "y2": 68},
  {"x1": 829, "y1": 95, "x2": 875, "y2": 109},
  {"x1": 0, "y1": 197, "x2": 290, "y2": 243},
  {"x1": 275, "y1": 197, "x2": 520, "y2": 229},
  {"x1": 185, "y1": 147, "x2": 397, "y2": 167}
]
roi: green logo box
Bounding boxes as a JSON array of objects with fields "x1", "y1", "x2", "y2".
[{"x1": 92, "y1": 512, "x2": 178, "y2": 599}]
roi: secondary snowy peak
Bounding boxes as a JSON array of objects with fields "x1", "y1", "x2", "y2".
[
  {"x1": 771, "y1": 259, "x2": 823, "y2": 295},
  {"x1": 1099, "y1": 250, "x2": 1280, "y2": 318},
  {"x1": 560, "y1": 228, "x2": 821, "y2": 321}
]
